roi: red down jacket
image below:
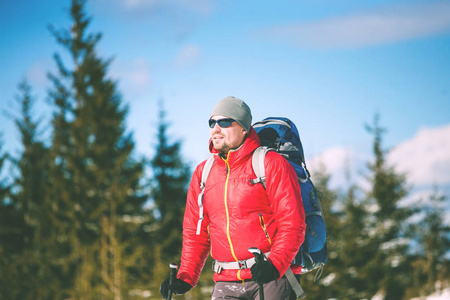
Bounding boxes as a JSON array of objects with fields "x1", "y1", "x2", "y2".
[{"x1": 177, "y1": 128, "x2": 305, "y2": 286}]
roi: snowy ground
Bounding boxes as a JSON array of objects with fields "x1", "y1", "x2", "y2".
[{"x1": 409, "y1": 288, "x2": 450, "y2": 300}]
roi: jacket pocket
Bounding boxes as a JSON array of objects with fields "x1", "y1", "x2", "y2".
[{"x1": 259, "y1": 213, "x2": 272, "y2": 245}]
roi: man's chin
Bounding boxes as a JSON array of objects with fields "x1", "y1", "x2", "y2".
[
  {"x1": 212, "y1": 141, "x2": 223, "y2": 148},
  {"x1": 213, "y1": 143, "x2": 228, "y2": 153}
]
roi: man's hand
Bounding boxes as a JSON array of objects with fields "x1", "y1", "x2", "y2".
[
  {"x1": 250, "y1": 259, "x2": 280, "y2": 284},
  {"x1": 160, "y1": 278, "x2": 192, "y2": 299}
]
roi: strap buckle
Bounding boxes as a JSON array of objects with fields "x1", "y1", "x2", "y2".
[
  {"x1": 212, "y1": 261, "x2": 223, "y2": 273},
  {"x1": 238, "y1": 260, "x2": 248, "y2": 269}
]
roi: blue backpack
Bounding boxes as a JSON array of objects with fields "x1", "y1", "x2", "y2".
[{"x1": 252, "y1": 117, "x2": 328, "y2": 275}]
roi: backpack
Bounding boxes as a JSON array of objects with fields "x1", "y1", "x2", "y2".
[
  {"x1": 252, "y1": 117, "x2": 328, "y2": 275},
  {"x1": 197, "y1": 117, "x2": 327, "y2": 297}
]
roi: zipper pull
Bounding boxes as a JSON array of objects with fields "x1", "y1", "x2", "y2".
[
  {"x1": 222, "y1": 155, "x2": 230, "y2": 174},
  {"x1": 259, "y1": 213, "x2": 272, "y2": 245}
]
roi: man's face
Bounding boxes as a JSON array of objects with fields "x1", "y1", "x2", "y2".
[{"x1": 210, "y1": 115, "x2": 247, "y2": 154}]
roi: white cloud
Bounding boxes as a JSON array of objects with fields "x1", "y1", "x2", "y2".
[
  {"x1": 176, "y1": 0, "x2": 215, "y2": 15},
  {"x1": 263, "y1": 1, "x2": 450, "y2": 49},
  {"x1": 308, "y1": 123, "x2": 450, "y2": 191},
  {"x1": 173, "y1": 44, "x2": 202, "y2": 69},
  {"x1": 307, "y1": 125, "x2": 450, "y2": 224},
  {"x1": 388, "y1": 123, "x2": 450, "y2": 187},
  {"x1": 94, "y1": 0, "x2": 215, "y2": 40},
  {"x1": 308, "y1": 146, "x2": 368, "y2": 189},
  {"x1": 100, "y1": 0, "x2": 215, "y2": 18}
]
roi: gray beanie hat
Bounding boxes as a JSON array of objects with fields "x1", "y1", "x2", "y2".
[{"x1": 211, "y1": 96, "x2": 252, "y2": 131}]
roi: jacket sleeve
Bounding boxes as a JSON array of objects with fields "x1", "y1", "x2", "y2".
[
  {"x1": 264, "y1": 151, "x2": 306, "y2": 277},
  {"x1": 177, "y1": 162, "x2": 211, "y2": 287}
]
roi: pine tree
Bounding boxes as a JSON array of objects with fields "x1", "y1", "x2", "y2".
[
  {"x1": 0, "y1": 136, "x2": 18, "y2": 299},
  {"x1": 46, "y1": 39, "x2": 80, "y2": 299},
  {"x1": 12, "y1": 80, "x2": 50, "y2": 247},
  {"x1": 149, "y1": 101, "x2": 192, "y2": 295},
  {"x1": 363, "y1": 114, "x2": 413, "y2": 300},
  {"x1": 14, "y1": 80, "x2": 52, "y2": 299},
  {"x1": 0, "y1": 80, "x2": 57, "y2": 299},
  {"x1": 334, "y1": 183, "x2": 373, "y2": 299},
  {"x1": 151, "y1": 101, "x2": 191, "y2": 246},
  {"x1": 298, "y1": 163, "x2": 341, "y2": 299},
  {"x1": 47, "y1": 0, "x2": 146, "y2": 298},
  {"x1": 302, "y1": 162, "x2": 378, "y2": 300},
  {"x1": 417, "y1": 188, "x2": 450, "y2": 295}
]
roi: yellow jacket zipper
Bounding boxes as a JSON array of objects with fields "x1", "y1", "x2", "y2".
[
  {"x1": 222, "y1": 156, "x2": 239, "y2": 262},
  {"x1": 222, "y1": 154, "x2": 245, "y2": 282}
]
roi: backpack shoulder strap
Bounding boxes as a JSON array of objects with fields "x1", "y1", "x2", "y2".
[
  {"x1": 196, "y1": 155, "x2": 215, "y2": 235},
  {"x1": 200, "y1": 155, "x2": 215, "y2": 190},
  {"x1": 251, "y1": 146, "x2": 273, "y2": 189}
]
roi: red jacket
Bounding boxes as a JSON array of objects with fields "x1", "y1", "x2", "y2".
[{"x1": 177, "y1": 128, "x2": 305, "y2": 286}]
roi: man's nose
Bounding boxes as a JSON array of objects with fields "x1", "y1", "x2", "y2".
[{"x1": 213, "y1": 122, "x2": 221, "y2": 131}]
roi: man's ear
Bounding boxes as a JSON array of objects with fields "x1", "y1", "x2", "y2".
[{"x1": 242, "y1": 129, "x2": 247, "y2": 135}]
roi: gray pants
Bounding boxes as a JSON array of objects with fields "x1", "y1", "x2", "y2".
[{"x1": 211, "y1": 277, "x2": 295, "y2": 300}]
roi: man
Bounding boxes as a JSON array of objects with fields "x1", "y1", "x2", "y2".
[{"x1": 160, "y1": 96, "x2": 305, "y2": 300}]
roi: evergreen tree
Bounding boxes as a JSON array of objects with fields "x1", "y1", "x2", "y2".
[
  {"x1": 151, "y1": 101, "x2": 190, "y2": 251},
  {"x1": 333, "y1": 183, "x2": 373, "y2": 299},
  {"x1": 46, "y1": 38, "x2": 80, "y2": 299},
  {"x1": 363, "y1": 114, "x2": 413, "y2": 300},
  {"x1": 415, "y1": 188, "x2": 450, "y2": 296},
  {"x1": 0, "y1": 136, "x2": 17, "y2": 299},
  {"x1": 47, "y1": 0, "x2": 146, "y2": 298},
  {"x1": 12, "y1": 80, "x2": 50, "y2": 247},
  {"x1": 299, "y1": 163, "x2": 341, "y2": 299},
  {"x1": 14, "y1": 80, "x2": 53, "y2": 299},
  {"x1": 0, "y1": 80, "x2": 55, "y2": 299},
  {"x1": 149, "y1": 101, "x2": 192, "y2": 295},
  {"x1": 148, "y1": 101, "x2": 216, "y2": 299}
]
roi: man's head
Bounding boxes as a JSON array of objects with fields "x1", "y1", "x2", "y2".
[{"x1": 209, "y1": 96, "x2": 252, "y2": 154}]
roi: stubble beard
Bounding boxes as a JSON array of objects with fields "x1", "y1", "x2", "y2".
[{"x1": 213, "y1": 138, "x2": 230, "y2": 154}]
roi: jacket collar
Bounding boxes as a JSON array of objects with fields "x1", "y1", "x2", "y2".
[{"x1": 209, "y1": 127, "x2": 261, "y2": 166}]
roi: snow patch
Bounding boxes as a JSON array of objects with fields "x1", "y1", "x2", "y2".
[{"x1": 410, "y1": 287, "x2": 450, "y2": 300}]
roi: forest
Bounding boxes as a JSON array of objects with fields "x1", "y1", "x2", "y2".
[{"x1": 0, "y1": 0, "x2": 449, "y2": 299}]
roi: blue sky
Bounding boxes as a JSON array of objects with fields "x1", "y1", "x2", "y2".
[{"x1": 1, "y1": 0, "x2": 449, "y2": 189}]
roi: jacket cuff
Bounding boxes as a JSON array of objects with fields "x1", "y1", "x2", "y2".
[
  {"x1": 177, "y1": 271, "x2": 198, "y2": 288},
  {"x1": 267, "y1": 256, "x2": 288, "y2": 279}
]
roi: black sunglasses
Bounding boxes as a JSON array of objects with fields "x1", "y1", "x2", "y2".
[{"x1": 208, "y1": 118, "x2": 236, "y2": 128}]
